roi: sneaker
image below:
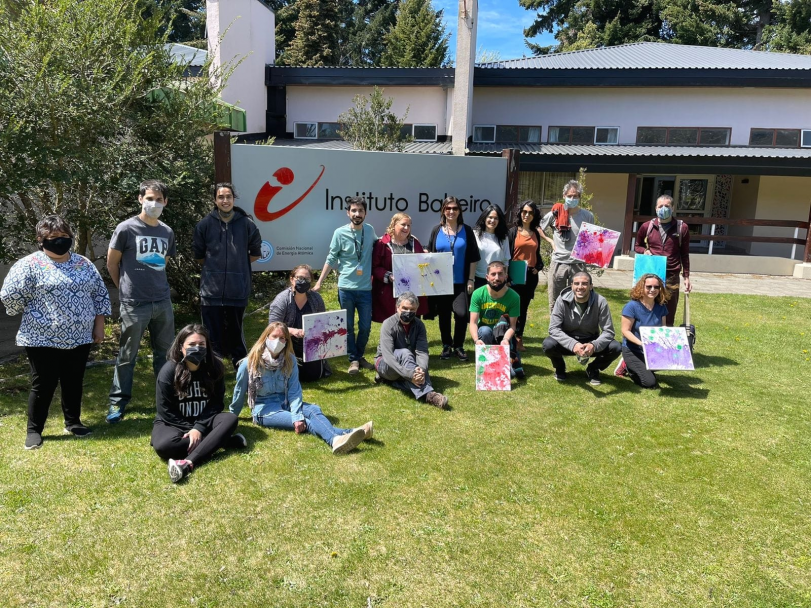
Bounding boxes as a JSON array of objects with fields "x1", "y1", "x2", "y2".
[
  {"x1": 24, "y1": 432, "x2": 43, "y2": 450},
  {"x1": 554, "y1": 370, "x2": 568, "y2": 382},
  {"x1": 454, "y1": 347, "x2": 468, "y2": 362},
  {"x1": 348, "y1": 360, "x2": 360, "y2": 375},
  {"x1": 614, "y1": 359, "x2": 628, "y2": 377},
  {"x1": 586, "y1": 367, "x2": 602, "y2": 386},
  {"x1": 358, "y1": 358, "x2": 375, "y2": 371},
  {"x1": 227, "y1": 433, "x2": 247, "y2": 449},
  {"x1": 332, "y1": 428, "x2": 366, "y2": 455},
  {"x1": 361, "y1": 420, "x2": 374, "y2": 440},
  {"x1": 425, "y1": 391, "x2": 449, "y2": 409},
  {"x1": 64, "y1": 425, "x2": 92, "y2": 438},
  {"x1": 440, "y1": 345, "x2": 452, "y2": 360},
  {"x1": 168, "y1": 458, "x2": 193, "y2": 483},
  {"x1": 106, "y1": 404, "x2": 125, "y2": 424}
]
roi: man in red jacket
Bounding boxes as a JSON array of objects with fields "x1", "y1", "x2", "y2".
[{"x1": 634, "y1": 195, "x2": 692, "y2": 325}]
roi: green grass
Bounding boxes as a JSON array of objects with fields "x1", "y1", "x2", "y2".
[{"x1": 1, "y1": 282, "x2": 810, "y2": 607}]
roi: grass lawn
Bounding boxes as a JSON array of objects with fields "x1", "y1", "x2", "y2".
[{"x1": 1, "y1": 280, "x2": 810, "y2": 607}]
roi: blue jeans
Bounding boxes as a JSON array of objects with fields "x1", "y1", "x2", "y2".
[
  {"x1": 109, "y1": 299, "x2": 175, "y2": 407},
  {"x1": 375, "y1": 348, "x2": 433, "y2": 400},
  {"x1": 338, "y1": 289, "x2": 372, "y2": 362},
  {"x1": 254, "y1": 403, "x2": 351, "y2": 447}
]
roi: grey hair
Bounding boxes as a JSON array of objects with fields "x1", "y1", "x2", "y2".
[
  {"x1": 396, "y1": 291, "x2": 419, "y2": 308},
  {"x1": 562, "y1": 180, "x2": 583, "y2": 197},
  {"x1": 657, "y1": 194, "x2": 674, "y2": 206}
]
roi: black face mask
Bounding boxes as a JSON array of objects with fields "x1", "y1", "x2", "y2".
[
  {"x1": 294, "y1": 279, "x2": 310, "y2": 294},
  {"x1": 399, "y1": 310, "x2": 416, "y2": 324},
  {"x1": 41, "y1": 237, "x2": 72, "y2": 256},
  {"x1": 183, "y1": 346, "x2": 207, "y2": 366},
  {"x1": 488, "y1": 280, "x2": 506, "y2": 292}
]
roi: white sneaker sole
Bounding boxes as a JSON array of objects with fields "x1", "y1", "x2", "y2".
[
  {"x1": 168, "y1": 459, "x2": 184, "y2": 483},
  {"x1": 332, "y1": 428, "x2": 366, "y2": 455}
]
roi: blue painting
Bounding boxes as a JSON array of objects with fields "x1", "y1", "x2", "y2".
[{"x1": 633, "y1": 255, "x2": 666, "y2": 286}]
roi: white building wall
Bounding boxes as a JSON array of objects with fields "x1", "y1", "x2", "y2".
[
  {"x1": 286, "y1": 86, "x2": 452, "y2": 134},
  {"x1": 750, "y1": 176, "x2": 811, "y2": 258},
  {"x1": 472, "y1": 87, "x2": 811, "y2": 146}
]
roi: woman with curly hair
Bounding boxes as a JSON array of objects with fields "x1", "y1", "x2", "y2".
[{"x1": 619, "y1": 274, "x2": 670, "y2": 388}]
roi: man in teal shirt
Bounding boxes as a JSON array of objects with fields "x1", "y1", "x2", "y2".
[{"x1": 314, "y1": 197, "x2": 377, "y2": 374}]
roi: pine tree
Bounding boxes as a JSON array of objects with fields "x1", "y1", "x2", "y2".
[
  {"x1": 282, "y1": 0, "x2": 342, "y2": 66},
  {"x1": 381, "y1": 0, "x2": 449, "y2": 68}
]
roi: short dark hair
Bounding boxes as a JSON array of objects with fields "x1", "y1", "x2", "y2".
[
  {"x1": 346, "y1": 196, "x2": 367, "y2": 211},
  {"x1": 486, "y1": 260, "x2": 507, "y2": 274},
  {"x1": 214, "y1": 182, "x2": 237, "y2": 199},
  {"x1": 36, "y1": 214, "x2": 73, "y2": 242},
  {"x1": 572, "y1": 271, "x2": 592, "y2": 285},
  {"x1": 139, "y1": 179, "x2": 168, "y2": 198}
]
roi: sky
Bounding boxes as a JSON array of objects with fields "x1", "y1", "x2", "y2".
[{"x1": 432, "y1": 0, "x2": 558, "y2": 62}]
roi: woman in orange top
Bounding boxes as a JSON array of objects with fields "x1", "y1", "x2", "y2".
[{"x1": 507, "y1": 201, "x2": 545, "y2": 351}]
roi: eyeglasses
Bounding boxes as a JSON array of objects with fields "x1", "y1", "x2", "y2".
[
  {"x1": 520, "y1": 210, "x2": 533, "y2": 215},
  {"x1": 644, "y1": 285, "x2": 660, "y2": 291}
]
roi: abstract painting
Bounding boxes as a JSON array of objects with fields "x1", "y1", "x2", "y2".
[
  {"x1": 392, "y1": 252, "x2": 454, "y2": 297},
  {"x1": 571, "y1": 222, "x2": 620, "y2": 268},
  {"x1": 633, "y1": 254, "x2": 667, "y2": 285},
  {"x1": 641, "y1": 326, "x2": 695, "y2": 371},
  {"x1": 509, "y1": 260, "x2": 527, "y2": 285},
  {"x1": 475, "y1": 344, "x2": 511, "y2": 391},
  {"x1": 302, "y1": 309, "x2": 348, "y2": 362}
]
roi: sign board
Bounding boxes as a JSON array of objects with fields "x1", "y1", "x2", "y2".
[{"x1": 231, "y1": 145, "x2": 507, "y2": 271}]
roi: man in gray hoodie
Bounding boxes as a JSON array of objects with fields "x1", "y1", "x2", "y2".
[{"x1": 542, "y1": 271, "x2": 621, "y2": 386}]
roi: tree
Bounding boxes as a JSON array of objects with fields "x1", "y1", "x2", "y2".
[
  {"x1": 0, "y1": 0, "x2": 227, "y2": 306},
  {"x1": 762, "y1": 0, "x2": 811, "y2": 53},
  {"x1": 281, "y1": 0, "x2": 342, "y2": 66},
  {"x1": 381, "y1": 0, "x2": 450, "y2": 67},
  {"x1": 338, "y1": 86, "x2": 411, "y2": 151}
]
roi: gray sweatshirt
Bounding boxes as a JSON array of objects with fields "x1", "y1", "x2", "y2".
[
  {"x1": 548, "y1": 288, "x2": 615, "y2": 352},
  {"x1": 375, "y1": 313, "x2": 430, "y2": 378}
]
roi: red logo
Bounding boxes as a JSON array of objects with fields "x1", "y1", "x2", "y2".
[{"x1": 253, "y1": 165, "x2": 325, "y2": 222}]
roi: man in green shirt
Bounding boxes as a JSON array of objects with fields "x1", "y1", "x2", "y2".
[{"x1": 469, "y1": 261, "x2": 525, "y2": 379}]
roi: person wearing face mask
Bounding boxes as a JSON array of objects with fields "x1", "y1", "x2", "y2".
[
  {"x1": 106, "y1": 179, "x2": 177, "y2": 424},
  {"x1": 540, "y1": 180, "x2": 595, "y2": 312},
  {"x1": 193, "y1": 183, "x2": 262, "y2": 370},
  {"x1": 267, "y1": 264, "x2": 330, "y2": 381},
  {"x1": 374, "y1": 292, "x2": 448, "y2": 409},
  {"x1": 230, "y1": 322, "x2": 371, "y2": 455},
  {"x1": 152, "y1": 324, "x2": 246, "y2": 483},
  {"x1": 1, "y1": 215, "x2": 111, "y2": 449},
  {"x1": 372, "y1": 212, "x2": 428, "y2": 323}
]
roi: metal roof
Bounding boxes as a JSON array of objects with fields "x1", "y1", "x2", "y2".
[
  {"x1": 467, "y1": 144, "x2": 811, "y2": 158},
  {"x1": 166, "y1": 43, "x2": 208, "y2": 67},
  {"x1": 477, "y1": 42, "x2": 811, "y2": 71},
  {"x1": 269, "y1": 139, "x2": 452, "y2": 154}
]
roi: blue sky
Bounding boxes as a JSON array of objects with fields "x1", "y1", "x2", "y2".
[{"x1": 432, "y1": 0, "x2": 557, "y2": 62}]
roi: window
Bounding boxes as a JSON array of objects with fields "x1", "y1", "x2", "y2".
[
  {"x1": 749, "y1": 128, "x2": 801, "y2": 148},
  {"x1": 317, "y1": 122, "x2": 342, "y2": 139},
  {"x1": 413, "y1": 124, "x2": 437, "y2": 142},
  {"x1": 473, "y1": 125, "x2": 496, "y2": 143},
  {"x1": 518, "y1": 171, "x2": 577, "y2": 208},
  {"x1": 636, "y1": 127, "x2": 731, "y2": 146},
  {"x1": 802, "y1": 130, "x2": 811, "y2": 148},
  {"x1": 548, "y1": 126, "x2": 595, "y2": 144},
  {"x1": 595, "y1": 127, "x2": 619, "y2": 145},
  {"x1": 294, "y1": 122, "x2": 317, "y2": 139}
]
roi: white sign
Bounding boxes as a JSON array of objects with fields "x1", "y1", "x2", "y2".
[{"x1": 231, "y1": 145, "x2": 507, "y2": 271}]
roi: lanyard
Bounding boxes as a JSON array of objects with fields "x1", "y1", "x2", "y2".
[
  {"x1": 444, "y1": 226, "x2": 458, "y2": 257},
  {"x1": 351, "y1": 225, "x2": 365, "y2": 262}
]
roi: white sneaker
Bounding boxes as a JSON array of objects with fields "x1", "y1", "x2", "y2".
[
  {"x1": 361, "y1": 421, "x2": 373, "y2": 440},
  {"x1": 332, "y1": 428, "x2": 365, "y2": 454}
]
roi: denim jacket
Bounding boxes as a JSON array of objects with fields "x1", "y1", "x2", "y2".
[{"x1": 229, "y1": 355, "x2": 304, "y2": 422}]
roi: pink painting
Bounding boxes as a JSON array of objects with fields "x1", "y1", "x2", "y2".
[
  {"x1": 475, "y1": 344, "x2": 511, "y2": 391},
  {"x1": 302, "y1": 310, "x2": 348, "y2": 362},
  {"x1": 571, "y1": 222, "x2": 621, "y2": 268}
]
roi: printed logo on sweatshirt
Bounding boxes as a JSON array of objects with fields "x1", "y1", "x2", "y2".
[
  {"x1": 180, "y1": 381, "x2": 208, "y2": 418},
  {"x1": 136, "y1": 236, "x2": 169, "y2": 271}
]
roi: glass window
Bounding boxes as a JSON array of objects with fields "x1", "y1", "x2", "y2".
[
  {"x1": 775, "y1": 129, "x2": 800, "y2": 147},
  {"x1": 495, "y1": 125, "x2": 519, "y2": 142},
  {"x1": 317, "y1": 122, "x2": 342, "y2": 139},
  {"x1": 473, "y1": 125, "x2": 496, "y2": 142},
  {"x1": 413, "y1": 124, "x2": 437, "y2": 141},
  {"x1": 519, "y1": 126, "x2": 541, "y2": 143},
  {"x1": 548, "y1": 127, "x2": 570, "y2": 143},
  {"x1": 542, "y1": 172, "x2": 577, "y2": 206},
  {"x1": 636, "y1": 127, "x2": 667, "y2": 144},
  {"x1": 398, "y1": 124, "x2": 413, "y2": 139},
  {"x1": 749, "y1": 129, "x2": 774, "y2": 146},
  {"x1": 571, "y1": 127, "x2": 595, "y2": 144},
  {"x1": 595, "y1": 127, "x2": 619, "y2": 145},
  {"x1": 294, "y1": 122, "x2": 317, "y2": 139},
  {"x1": 668, "y1": 128, "x2": 699, "y2": 145},
  {"x1": 802, "y1": 130, "x2": 811, "y2": 148},
  {"x1": 699, "y1": 128, "x2": 730, "y2": 146}
]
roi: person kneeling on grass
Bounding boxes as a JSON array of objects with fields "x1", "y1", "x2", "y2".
[
  {"x1": 375, "y1": 291, "x2": 448, "y2": 409},
  {"x1": 619, "y1": 274, "x2": 670, "y2": 389},
  {"x1": 152, "y1": 324, "x2": 246, "y2": 483},
  {"x1": 230, "y1": 322, "x2": 371, "y2": 455}
]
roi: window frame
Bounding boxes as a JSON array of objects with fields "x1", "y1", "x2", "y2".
[
  {"x1": 317, "y1": 122, "x2": 343, "y2": 140},
  {"x1": 548, "y1": 126, "x2": 596, "y2": 144},
  {"x1": 412, "y1": 123, "x2": 438, "y2": 142},
  {"x1": 472, "y1": 124, "x2": 497, "y2": 143},
  {"x1": 636, "y1": 126, "x2": 731, "y2": 146},
  {"x1": 293, "y1": 121, "x2": 318, "y2": 140},
  {"x1": 749, "y1": 127, "x2": 802, "y2": 148},
  {"x1": 594, "y1": 126, "x2": 620, "y2": 145},
  {"x1": 802, "y1": 130, "x2": 811, "y2": 149}
]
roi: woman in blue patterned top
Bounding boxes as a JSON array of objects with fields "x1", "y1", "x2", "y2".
[{"x1": 0, "y1": 215, "x2": 111, "y2": 449}]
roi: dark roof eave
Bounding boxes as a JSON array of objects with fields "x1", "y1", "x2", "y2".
[{"x1": 267, "y1": 66, "x2": 454, "y2": 86}]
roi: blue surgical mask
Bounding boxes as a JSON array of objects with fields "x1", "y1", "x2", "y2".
[
  {"x1": 657, "y1": 206, "x2": 673, "y2": 222},
  {"x1": 564, "y1": 197, "x2": 579, "y2": 209}
]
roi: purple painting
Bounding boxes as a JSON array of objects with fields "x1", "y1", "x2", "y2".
[
  {"x1": 571, "y1": 222, "x2": 621, "y2": 268},
  {"x1": 641, "y1": 326, "x2": 695, "y2": 371},
  {"x1": 302, "y1": 310, "x2": 348, "y2": 362},
  {"x1": 392, "y1": 252, "x2": 453, "y2": 297}
]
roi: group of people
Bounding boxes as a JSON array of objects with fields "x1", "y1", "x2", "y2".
[{"x1": 1, "y1": 177, "x2": 692, "y2": 482}]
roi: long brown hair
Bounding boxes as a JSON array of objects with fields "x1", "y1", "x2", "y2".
[
  {"x1": 630, "y1": 273, "x2": 670, "y2": 304},
  {"x1": 246, "y1": 322, "x2": 295, "y2": 377},
  {"x1": 168, "y1": 324, "x2": 224, "y2": 399}
]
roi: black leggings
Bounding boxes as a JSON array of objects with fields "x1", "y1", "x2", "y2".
[
  {"x1": 622, "y1": 345, "x2": 658, "y2": 389},
  {"x1": 511, "y1": 272, "x2": 540, "y2": 337},
  {"x1": 435, "y1": 282, "x2": 468, "y2": 349},
  {"x1": 151, "y1": 412, "x2": 238, "y2": 464},
  {"x1": 26, "y1": 344, "x2": 92, "y2": 434}
]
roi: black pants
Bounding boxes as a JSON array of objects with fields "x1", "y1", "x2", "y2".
[
  {"x1": 293, "y1": 341, "x2": 329, "y2": 382},
  {"x1": 622, "y1": 345, "x2": 658, "y2": 388},
  {"x1": 151, "y1": 412, "x2": 239, "y2": 465},
  {"x1": 435, "y1": 283, "x2": 468, "y2": 349},
  {"x1": 201, "y1": 305, "x2": 247, "y2": 366},
  {"x1": 542, "y1": 336, "x2": 621, "y2": 374},
  {"x1": 26, "y1": 344, "x2": 92, "y2": 434},
  {"x1": 511, "y1": 271, "x2": 540, "y2": 337}
]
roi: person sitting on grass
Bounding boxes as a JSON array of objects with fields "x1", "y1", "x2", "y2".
[
  {"x1": 230, "y1": 322, "x2": 371, "y2": 455},
  {"x1": 542, "y1": 271, "x2": 621, "y2": 386},
  {"x1": 151, "y1": 324, "x2": 246, "y2": 483},
  {"x1": 619, "y1": 274, "x2": 670, "y2": 389},
  {"x1": 375, "y1": 291, "x2": 448, "y2": 409},
  {"x1": 469, "y1": 261, "x2": 525, "y2": 379}
]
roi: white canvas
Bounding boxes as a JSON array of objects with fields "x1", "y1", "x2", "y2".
[
  {"x1": 302, "y1": 309, "x2": 348, "y2": 362},
  {"x1": 392, "y1": 252, "x2": 454, "y2": 297}
]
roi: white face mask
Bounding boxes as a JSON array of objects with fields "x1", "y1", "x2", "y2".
[
  {"x1": 142, "y1": 200, "x2": 165, "y2": 219},
  {"x1": 265, "y1": 337, "x2": 285, "y2": 356}
]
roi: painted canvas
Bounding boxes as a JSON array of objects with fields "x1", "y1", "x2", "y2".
[
  {"x1": 572, "y1": 222, "x2": 621, "y2": 268},
  {"x1": 633, "y1": 254, "x2": 667, "y2": 285},
  {"x1": 392, "y1": 252, "x2": 454, "y2": 297},
  {"x1": 641, "y1": 326, "x2": 695, "y2": 371},
  {"x1": 509, "y1": 260, "x2": 527, "y2": 285},
  {"x1": 302, "y1": 309, "x2": 348, "y2": 362},
  {"x1": 475, "y1": 344, "x2": 511, "y2": 391}
]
